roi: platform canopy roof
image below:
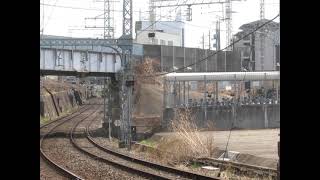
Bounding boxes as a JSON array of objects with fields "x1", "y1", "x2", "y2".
[{"x1": 165, "y1": 71, "x2": 280, "y2": 81}]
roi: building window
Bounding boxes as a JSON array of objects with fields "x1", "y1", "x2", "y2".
[
  {"x1": 243, "y1": 42, "x2": 250, "y2": 46},
  {"x1": 168, "y1": 41, "x2": 173, "y2": 46},
  {"x1": 154, "y1": 38, "x2": 158, "y2": 44},
  {"x1": 160, "y1": 39, "x2": 166, "y2": 45},
  {"x1": 243, "y1": 36, "x2": 250, "y2": 41}
]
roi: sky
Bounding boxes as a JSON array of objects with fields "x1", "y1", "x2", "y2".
[{"x1": 40, "y1": 0, "x2": 279, "y2": 48}]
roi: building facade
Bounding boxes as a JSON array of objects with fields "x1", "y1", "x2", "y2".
[
  {"x1": 135, "y1": 21, "x2": 185, "y2": 47},
  {"x1": 233, "y1": 19, "x2": 280, "y2": 71}
]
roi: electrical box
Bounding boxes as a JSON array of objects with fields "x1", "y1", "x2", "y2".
[
  {"x1": 148, "y1": 32, "x2": 155, "y2": 38},
  {"x1": 131, "y1": 126, "x2": 137, "y2": 141},
  {"x1": 118, "y1": 141, "x2": 125, "y2": 148}
]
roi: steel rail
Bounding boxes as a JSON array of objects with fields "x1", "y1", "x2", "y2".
[
  {"x1": 40, "y1": 104, "x2": 97, "y2": 180},
  {"x1": 70, "y1": 108, "x2": 174, "y2": 180},
  {"x1": 85, "y1": 117, "x2": 222, "y2": 180},
  {"x1": 40, "y1": 105, "x2": 89, "y2": 129}
]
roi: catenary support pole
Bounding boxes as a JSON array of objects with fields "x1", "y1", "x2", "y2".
[
  {"x1": 204, "y1": 75, "x2": 207, "y2": 126},
  {"x1": 108, "y1": 78, "x2": 112, "y2": 141},
  {"x1": 183, "y1": 81, "x2": 186, "y2": 105}
]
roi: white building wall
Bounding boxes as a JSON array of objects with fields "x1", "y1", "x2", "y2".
[
  {"x1": 254, "y1": 33, "x2": 277, "y2": 71},
  {"x1": 135, "y1": 30, "x2": 181, "y2": 46}
]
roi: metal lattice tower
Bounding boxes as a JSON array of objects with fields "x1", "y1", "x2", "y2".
[
  {"x1": 259, "y1": 0, "x2": 265, "y2": 70},
  {"x1": 104, "y1": 0, "x2": 115, "y2": 39},
  {"x1": 149, "y1": 0, "x2": 156, "y2": 44},
  {"x1": 84, "y1": 0, "x2": 116, "y2": 39},
  {"x1": 149, "y1": 0, "x2": 156, "y2": 31},
  {"x1": 225, "y1": 0, "x2": 232, "y2": 50},
  {"x1": 260, "y1": 0, "x2": 265, "y2": 20},
  {"x1": 122, "y1": 0, "x2": 133, "y2": 36},
  {"x1": 186, "y1": 5, "x2": 192, "y2": 21},
  {"x1": 119, "y1": 0, "x2": 133, "y2": 150}
]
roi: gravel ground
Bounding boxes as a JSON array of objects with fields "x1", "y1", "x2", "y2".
[
  {"x1": 75, "y1": 111, "x2": 181, "y2": 179},
  {"x1": 42, "y1": 138, "x2": 146, "y2": 180},
  {"x1": 41, "y1": 102, "x2": 146, "y2": 180},
  {"x1": 92, "y1": 136, "x2": 276, "y2": 179},
  {"x1": 40, "y1": 156, "x2": 68, "y2": 180},
  {"x1": 75, "y1": 137, "x2": 172, "y2": 179},
  {"x1": 41, "y1": 97, "x2": 277, "y2": 180},
  {"x1": 50, "y1": 105, "x2": 100, "y2": 134},
  {"x1": 92, "y1": 137, "x2": 221, "y2": 178},
  {"x1": 40, "y1": 98, "x2": 102, "y2": 128},
  {"x1": 89, "y1": 115, "x2": 276, "y2": 179},
  {"x1": 40, "y1": 100, "x2": 102, "y2": 134},
  {"x1": 88, "y1": 117, "x2": 219, "y2": 178}
]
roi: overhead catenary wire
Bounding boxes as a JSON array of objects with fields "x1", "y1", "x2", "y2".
[
  {"x1": 41, "y1": 2, "x2": 105, "y2": 11},
  {"x1": 135, "y1": 0, "x2": 189, "y2": 38},
  {"x1": 41, "y1": 0, "x2": 45, "y2": 30},
  {"x1": 41, "y1": 1, "x2": 232, "y2": 39},
  {"x1": 40, "y1": 2, "x2": 151, "y2": 13},
  {"x1": 157, "y1": 20, "x2": 232, "y2": 33},
  {"x1": 42, "y1": 0, "x2": 60, "y2": 34},
  {"x1": 41, "y1": 0, "x2": 45, "y2": 39},
  {"x1": 139, "y1": 14, "x2": 279, "y2": 78}
]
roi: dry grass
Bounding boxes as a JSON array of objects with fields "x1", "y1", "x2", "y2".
[
  {"x1": 219, "y1": 163, "x2": 275, "y2": 180},
  {"x1": 154, "y1": 108, "x2": 215, "y2": 165},
  {"x1": 133, "y1": 58, "x2": 163, "y2": 85},
  {"x1": 133, "y1": 58, "x2": 164, "y2": 116}
]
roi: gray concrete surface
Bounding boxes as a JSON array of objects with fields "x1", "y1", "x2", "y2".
[{"x1": 163, "y1": 104, "x2": 280, "y2": 130}]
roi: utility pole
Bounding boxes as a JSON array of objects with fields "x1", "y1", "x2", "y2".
[
  {"x1": 216, "y1": 18, "x2": 221, "y2": 51},
  {"x1": 103, "y1": 76, "x2": 106, "y2": 131},
  {"x1": 209, "y1": 30, "x2": 211, "y2": 50},
  {"x1": 202, "y1": 33, "x2": 205, "y2": 49},
  {"x1": 277, "y1": 133, "x2": 280, "y2": 180},
  {"x1": 107, "y1": 78, "x2": 112, "y2": 141},
  {"x1": 204, "y1": 75, "x2": 207, "y2": 127},
  {"x1": 225, "y1": 51, "x2": 227, "y2": 72}
]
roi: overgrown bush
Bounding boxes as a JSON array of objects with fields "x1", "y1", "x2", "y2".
[{"x1": 156, "y1": 108, "x2": 215, "y2": 164}]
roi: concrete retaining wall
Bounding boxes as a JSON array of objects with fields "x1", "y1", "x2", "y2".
[
  {"x1": 40, "y1": 88, "x2": 86, "y2": 120},
  {"x1": 163, "y1": 104, "x2": 280, "y2": 130}
]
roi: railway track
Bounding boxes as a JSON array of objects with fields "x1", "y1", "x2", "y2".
[
  {"x1": 40, "y1": 105, "x2": 87, "y2": 129},
  {"x1": 70, "y1": 112, "x2": 222, "y2": 180},
  {"x1": 40, "y1": 99, "x2": 277, "y2": 179},
  {"x1": 41, "y1": 104, "x2": 145, "y2": 180},
  {"x1": 40, "y1": 104, "x2": 98, "y2": 180},
  {"x1": 41, "y1": 99, "x2": 221, "y2": 179}
]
